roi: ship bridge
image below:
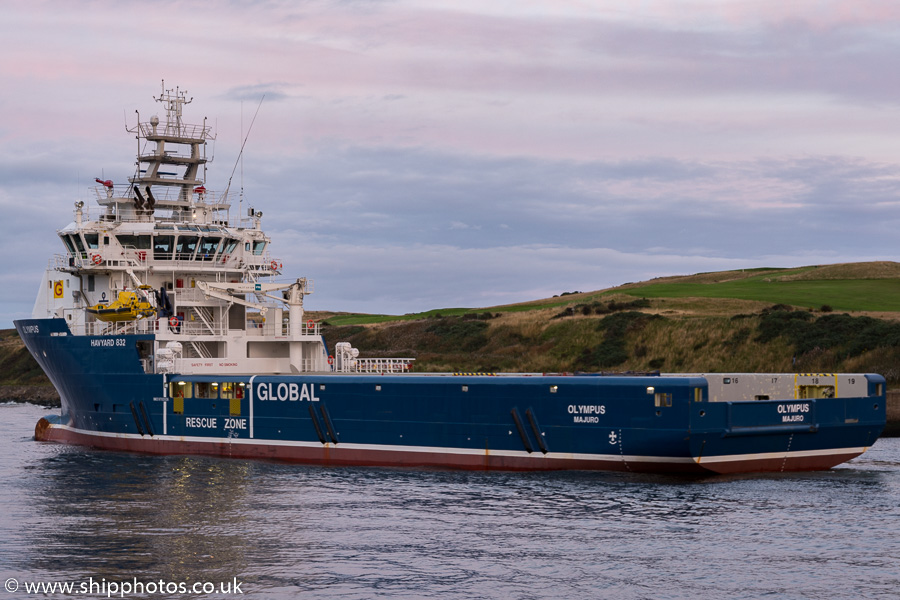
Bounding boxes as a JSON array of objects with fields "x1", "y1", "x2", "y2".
[{"x1": 32, "y1": 82, "x2": 413, "y2": 378}]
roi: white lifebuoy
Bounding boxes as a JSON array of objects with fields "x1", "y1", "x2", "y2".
[{"x1": 91, "y1": 254, "x2": 102, "y2": 265}]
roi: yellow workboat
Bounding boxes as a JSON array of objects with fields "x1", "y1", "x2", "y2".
[{"x1": 86, "y1": 290, "x2": 156, "y2": 322}]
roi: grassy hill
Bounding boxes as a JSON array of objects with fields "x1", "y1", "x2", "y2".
[
  {"x1": 620, "y1": 262, "x2": 900, "y2": 312},
  {"x1": 318, "y1": 261, "x2": 900, "y2": 382},
  {"x1": 5, "y1": 261, "x2": 900, "y2": 402}
]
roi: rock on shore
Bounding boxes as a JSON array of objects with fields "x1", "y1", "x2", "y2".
[
  {"x1": 0, "y1": 385, "x2": 60, "y2": 407},
  {"x1": 885, "y1": 391, "x2": 900, "y2": 437}
]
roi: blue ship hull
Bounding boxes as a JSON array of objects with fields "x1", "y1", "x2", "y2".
[{"x1": 16, "y1": 318, "x2": 887, "y2": 474}]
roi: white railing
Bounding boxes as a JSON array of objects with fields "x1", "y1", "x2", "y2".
[
  {"x1": 85, "y1": 186, "x2": 231, "y2": 219},
  {"x1": 93, "y1": 185, "x2": 227, "y2": 207},
  {"x1": 53, "y1": 247, "x2": 287, "y2": 278},
  {"x1": 137, "y1": 121, "x2": 213, "y2": 140},
  {"x1": 246, "y1": 320, "x2": 319, "y2": 338},
  {"x1": 67, "y1": 310, "x2": 323, "y2": 344},
  {"x1": 166, "y1": 318, "x2": 225, "y2": 336},
  {"x1": 53, "y1": 254, "x2": 145, "y2": 271},
  {"x1": 79, "y1": 318, "x2": 157, "y2": 336},
  {"x1": 353, "y1": 358, "x2": 416, "y2": 374},
  {"x1": 170, "y1": 287, "x2": 205, "y2": 303}
]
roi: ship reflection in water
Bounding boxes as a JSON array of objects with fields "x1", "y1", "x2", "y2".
[
  {"x1": 19, "y1": 446, "x2": 253, "y2": 585},
  {"x1": 3, "y1": 405, "x2": 899, "y2": 600}
]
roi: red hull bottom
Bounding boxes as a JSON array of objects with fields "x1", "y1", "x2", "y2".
[
  {"x1": 34, "y1": 419, "x2": 865, "y2": 475},
  {"x1": 697, "y1": 450, "x2": 866, "y2": 474}
]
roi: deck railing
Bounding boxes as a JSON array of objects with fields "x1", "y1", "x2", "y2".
[{"x1": 352, "y1": 358, "x2": 415, "y2": 374}]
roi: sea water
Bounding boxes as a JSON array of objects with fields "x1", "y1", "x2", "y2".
[{"x1": 1, "y1": 402, "x2": 898, "y2": 600}]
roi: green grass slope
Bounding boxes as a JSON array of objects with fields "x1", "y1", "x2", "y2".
[
  {"x1": 319, "y1": 261, "x2": 900, "y2": 326},
  {"x1": 623, "y1": 272, "x2": 900, "y2": 312},
  {"x1": 319, "y1": 262, "x2": 900, "y2": 384}
]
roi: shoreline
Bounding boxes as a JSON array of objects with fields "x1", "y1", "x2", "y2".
[{"x1": 0, "y1": 385, "x2": 60, "y2": 408}]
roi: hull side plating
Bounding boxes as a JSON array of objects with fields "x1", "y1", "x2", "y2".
[{"x1": 19, "y1": 319, "x2": 886, "y2": 474}]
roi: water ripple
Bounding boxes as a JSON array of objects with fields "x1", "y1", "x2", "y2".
[{"x1": 1, "y1": 404, "x2": 899, "y2": 599}]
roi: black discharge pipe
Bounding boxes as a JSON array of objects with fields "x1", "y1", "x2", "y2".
[
  {"x1": 129, "y1": 402, "x2": 145, "y2": 436},
  {"x1": 308, "y1": 404, "x2": 327, "y2": 444},
  {"x1": 511, "y1": 408, "x2": 533, "y2": 453}
]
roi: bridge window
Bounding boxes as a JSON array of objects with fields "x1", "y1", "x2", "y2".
[
  {"x1": 71, "y1": 234, "x2": 86, "y2": 256},
  {"x1": 252, "y1": 240, "x2": 267, "y2": 256},
  {"x1": 154, "y1": 235, "x2": 174, "y2": 260},
  {"x1": 116, "y1": 235, "x2": 152, "y2": 250},
  {"x1": 222, "y1": 239, "x2": 238, "y2": 255},
  {"x1": 61, "y1": 235, "x2": 76, "y2": 255},
  {"x1": 197, "y1": 237, "x2": 222, "y2": 261},
  {"x1": 176, "y1": 236, "x2": 199, "y2": 260},
  {"x1": 84, "y1": 233, "x2": 99, "y2": 249}
]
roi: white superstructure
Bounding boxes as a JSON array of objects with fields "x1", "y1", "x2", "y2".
[{"x1": 33, "y1": 82, "x2": 412, "y2": 377}]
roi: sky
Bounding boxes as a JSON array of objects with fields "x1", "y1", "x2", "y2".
[{"x1": 3, "y1": 0, "x2": 900, "y2": 326}]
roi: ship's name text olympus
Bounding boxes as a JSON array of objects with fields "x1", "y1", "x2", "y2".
[{"x1": 568, "y1": 404, "x2": 606, "y2": 424}]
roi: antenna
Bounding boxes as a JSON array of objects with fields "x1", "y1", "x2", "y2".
[
  {"x1": 240, "y1": 101, "x2": 243, "y2": 219},
  {"x1": 222, "y1": 94, "x2": 265, "y2": 207}
]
